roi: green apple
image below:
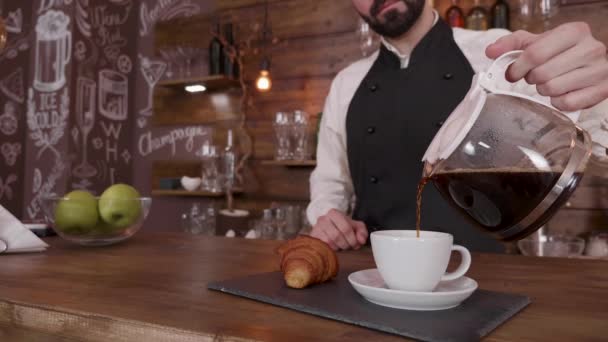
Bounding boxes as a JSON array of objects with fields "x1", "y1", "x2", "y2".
[
  {"x1": 92, "y1": 218, "x2": 121, "y2": 235},
  {"x1": 98, "y1": 184, "x2": 142, "y2": 229},
  {"x1": 54, "y1": 190, "x2": 99, "y2": 234}
]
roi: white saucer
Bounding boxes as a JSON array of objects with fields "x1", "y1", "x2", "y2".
[{"x1": 348, "y1": 269, "x2": 478, "y2": 311}]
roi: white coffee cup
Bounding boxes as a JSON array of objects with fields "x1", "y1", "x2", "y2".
[{"x1": 370, "y1": 230, "x2": 471, "y2": 292}]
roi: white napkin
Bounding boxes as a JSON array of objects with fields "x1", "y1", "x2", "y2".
[{"x1": 0, "y1": 205, "x2": 48, "y2": 253}]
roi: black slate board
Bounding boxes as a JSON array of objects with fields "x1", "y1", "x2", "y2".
[{"x1": 208, "y1": 270, "x2": 530, "y2": 342}]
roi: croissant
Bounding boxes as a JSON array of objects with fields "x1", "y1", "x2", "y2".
[{"x1": 277, "y1": 235, "x2": 339, "y2": 289}]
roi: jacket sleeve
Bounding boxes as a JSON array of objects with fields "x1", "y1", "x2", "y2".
[{"x1": 306, "y1": 75, "x2": 355, "y2": 226}]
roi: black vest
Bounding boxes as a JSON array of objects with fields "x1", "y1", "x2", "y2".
[{"x1": 346, "y1": 20, "x2": 504, "y2": 253}]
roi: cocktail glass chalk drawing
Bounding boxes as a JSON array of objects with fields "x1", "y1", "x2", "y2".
[
  {"x1": 139, "y1": 55, "x2": 166, "y2": 116},
  {"x1": 73, "y1": 77, "x2": 97, "y2": 179},
  {"x1": 98, "y1": 69, "x2": 128, "y2": 121},
  {"x1": 34, "y1": 10, "x2": 71, "y2": 92}
]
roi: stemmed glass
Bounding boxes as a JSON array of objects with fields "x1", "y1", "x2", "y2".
[
  {"x1": 73, "y1": 78, "x2": 97, "y2": 178},
  {"x1": 159, "y1": 48, "x2": 181, "y2": 79},
  {"x1": 273, "y1": 112, "x2": 293, "y2": 160},
  {"x1": 177, "y1": 47, "x2": 202, "y2": 78}
]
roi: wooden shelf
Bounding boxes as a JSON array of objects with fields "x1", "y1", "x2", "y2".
[
  {"x1": 151, "y1": 189, "x2": 244, "y2": 197},
  {"x1": 157, "y1": 75, "x2": 240, "y2": 91},
  {"x1": 261, "y1": 160, "x2": 317, "y2": 167}
]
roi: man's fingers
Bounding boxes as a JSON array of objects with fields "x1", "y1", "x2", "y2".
[
  {"x1": 310, "y1": 224, "x2": 339, "y2": 251},
  {"x1": 537, "y1": 62, "x2": 608, "y2": 97},
  {"x1": 525, "y1": 42, "x2": 598, "y2": 85},
  {"x1": 325, "y1": 225, "x2": 350, "y2": 250},
  {"x1": 508, "y1": 24, "x2": 590, "y2": 82},
  {"x1": 327, "y1": 209, "x2": 359, "y2": 248},
  {"x1": 550, "y1": 81, "x2": 608, "y2": 112},
  {"x1": 485, "y1": 30, "x2": 538, "y2": 60},
  {"x1": 317, "y1": 215, "x2": 349, "y2": 250},
  {"x1": 352, "y1": 220, "x2": 369, "y2": 245}
]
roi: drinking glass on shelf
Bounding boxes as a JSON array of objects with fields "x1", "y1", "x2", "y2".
[
  {"x1": 177, "y1": 47, "x2": 201, "y2": 78},
  {"x1": 292, "y1": 110, "x2": 311, "y2": 160},
  {"x1": 197, "y1": 142, "x2": 223, "y2": 193},
  {"x1": 202, "y1": 205, "x2": 217, "y2": 236},
  {"x1": 188, "y1": 203, "x2": 204, "y2": 234},
  {"x1": 284, "y1": 205, "x2": 301, "y2": 239},
  {"x1": 357, "y1": 18, "x2": 379, "y2": 57},
  {"x1": 300, "y1": 206, "x2": 312, "y2": 235},
  {"x1": 273, "y1": 112, "x2": 293, "y2": 160},
  {"x1": 159, "y1": 48, "x2": 182, "y2": 79},
  {"x1": 259, "y1": 209, "x2": 275, "y2": 239},
  {"x1": 274, "y1": 207, "x2": 288, "y2": 240}
]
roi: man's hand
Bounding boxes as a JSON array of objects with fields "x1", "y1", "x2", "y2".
[
  {"x1": 310, "y1": 209, "x2": 368, "y2": 251},
  {"x1": 486, "y1": 22, "x2": 608, "y2": 111}
]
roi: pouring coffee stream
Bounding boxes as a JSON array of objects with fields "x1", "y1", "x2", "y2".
[{"x1": 418, "y1": 50, "x2": 593, "y2": 242}]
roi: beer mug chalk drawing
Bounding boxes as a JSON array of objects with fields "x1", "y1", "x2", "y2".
[{"x1": 34, "y1": 11, "x2": 72, "y2": 93}]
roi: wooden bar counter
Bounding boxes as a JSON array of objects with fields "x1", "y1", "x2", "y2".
[{"x1": 0, "y1": 233, "x2": 607, "y2": 341}]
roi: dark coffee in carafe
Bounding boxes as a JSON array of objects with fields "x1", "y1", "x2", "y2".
[{"x1": 421, "y1": 168, "x2": 583, "y2": 241}]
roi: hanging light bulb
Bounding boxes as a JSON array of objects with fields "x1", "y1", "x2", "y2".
[
  {"x1": 255, "y1": 57, "x2": 272, "y2": 92},
  {"x1": 255, "y1": 0, "x2": 272, "y2": 92}
]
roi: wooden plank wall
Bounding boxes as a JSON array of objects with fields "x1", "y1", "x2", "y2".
[{"x1": 155, "y1": 0, "x2": 608, "y2": 234}]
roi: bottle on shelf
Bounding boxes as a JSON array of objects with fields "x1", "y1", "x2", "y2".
[
  {"x1": 491, "y1": 0, "x2": 510, "y2": 29},
  {"x1": 223, "y1": 129, "x2": 238, "y2": 191},
  {"x1": 445, "y1": 0, "x2": 465, "y2": 28},
  {"x1": 223, "y1": 23, "x2": 236, "y2": 78},
  {"x1": 209, "y1": 22, "x2": 224, "y2": 75},
  {"x1": 466, "y1": 0, "x2": 489, "y2": 31}
]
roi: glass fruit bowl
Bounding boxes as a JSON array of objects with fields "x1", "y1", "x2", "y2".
[
  {"x1": 41, "y1": 196, "x2": 152, "y2": 246},
  {"x1": 517, "y1": 234, "x2": 585, "y2": 258}
]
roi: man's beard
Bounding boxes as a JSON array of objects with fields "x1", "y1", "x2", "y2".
[{"x1": 360, "y1": 0, "x2": 425, "y2": 38}]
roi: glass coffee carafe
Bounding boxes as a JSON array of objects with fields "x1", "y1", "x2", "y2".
[{"x1": 422, "y1": 51, "x2": 592, "y2": 241}]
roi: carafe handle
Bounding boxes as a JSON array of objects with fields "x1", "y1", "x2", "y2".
[
  {"x1": 480, "y1": 49, "x2": 578, "y2": 119},
  {"x1": 481, "y1": 50, "x2": 542, "y2": 103},
  {"x1": 482, "y1": 50, "x2": 522, "y2": 90}
]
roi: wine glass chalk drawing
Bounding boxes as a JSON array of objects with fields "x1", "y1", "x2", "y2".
[
  {"x1": 73, "y1": 77, "x2": 97, "y2": 179},
  {"x1": 139, "y1": 55, "x2": 167, "y2": 116}
]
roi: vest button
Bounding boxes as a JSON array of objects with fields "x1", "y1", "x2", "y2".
[
  {"x1": 369, "y1": 84, "x2": 378, "y2": 92},
  {"x1": 370, "y1": 176, "x2": 378, "y2": 184},
  {"x1": 443, "y1": 73, "x2": 453, "y2": 80},
  {"x1": 367, "y1": 126, "x2": 375, "y2": 134}
]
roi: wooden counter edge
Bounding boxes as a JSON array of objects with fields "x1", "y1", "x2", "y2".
[{"x1": 0, "y1": 299, "x2": 254, "y2": 342}]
